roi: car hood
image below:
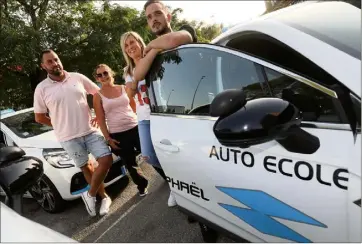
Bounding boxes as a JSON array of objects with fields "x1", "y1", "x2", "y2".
[{"x1": 18, "y1": 131, "x2": 62, "y2": 149}]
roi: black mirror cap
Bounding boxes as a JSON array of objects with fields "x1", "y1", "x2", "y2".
[
  {"x1": 0, "y1": 146, "x2": 25, "y2": 164},
  {"x1": 0, "y1": 157, "x2": 43, "y2": 195},
  {"x1": 213, "y1": 98, "x2": 302, "y2": 148},
  {"x1": 210, "y1": 89, "x2": 246, "y2": 117}
]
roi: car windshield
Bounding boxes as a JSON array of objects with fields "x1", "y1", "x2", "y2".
[{"x1": 0, "y1": 111, "x2": 53, "y2": 138}]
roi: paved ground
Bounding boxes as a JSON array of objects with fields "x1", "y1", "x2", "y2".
[{"x1": 18, "y1": 163, "x2": 235, "y2": 243}]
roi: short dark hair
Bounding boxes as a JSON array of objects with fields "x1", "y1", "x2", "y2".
[
  {"x1": 143, "y1": 0, "x2": 166, "y2": 11},
  {"x1": 40, "y1": 49, "x2": 55, "y2": 62}
]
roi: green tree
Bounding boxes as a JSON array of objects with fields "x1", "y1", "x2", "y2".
[{"x1": 0, "y1": 0, "x2": 224, "y2": 111}]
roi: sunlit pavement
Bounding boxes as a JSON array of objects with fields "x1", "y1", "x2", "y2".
[{"x1": 21, "y1": 163, "x2": 235, "y2": 243}]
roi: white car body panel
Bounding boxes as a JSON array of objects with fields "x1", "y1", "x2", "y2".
[
  {"x1": 151, "y1": 115, "x2": 361, "y2": 242},
  {"x1": 1, "y1": 203, "x2": 76, "y2": 242},
  {"x1": 212, "y1": 1, "x2": 361, "y2": 97}
]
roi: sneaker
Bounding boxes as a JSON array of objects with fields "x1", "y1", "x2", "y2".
[
  {"x1": 81, "y1": 191, "x2": 96, "y2": 217},
  {"x1": 139, "y1": 187, "x2": 148, "y2": 197},
  {"x1": 99, "y1": 196, "x2": 112, "y2": 216},
  {"x1": 168, "y1": 191, "x2": 177, "y2": 207}
]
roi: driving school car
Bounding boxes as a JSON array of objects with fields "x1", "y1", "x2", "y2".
[
  {"x1": 0, "y1": 108, "x2": 127, "y2": 213},
  {"x1": 145, "y1": 1, "x2": 361, "y2": 243}
]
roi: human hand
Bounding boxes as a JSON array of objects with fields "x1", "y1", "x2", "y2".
[
  {"x1": 143, "y1": 44, "x2": 152, "y2": 57},
  {"x1": 91, "y1": 117, "x2": 99, "y2": 128},
  {"x1": 143, "y1": 47, "x2": 163, "y2": 57},
  {"x1": 107, "y1": 138, "x2": 120, "y2": 150}
]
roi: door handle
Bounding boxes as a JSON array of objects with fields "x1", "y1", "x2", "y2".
[{"x1": 155, "y1": 139, "x2": 180, "y2": 153}]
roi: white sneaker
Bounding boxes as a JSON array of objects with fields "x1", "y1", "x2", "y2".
[
  {"x1": 81, "y1": 191, "x2": 96, "y2": 217},
  {"x1": 168, "y1": 191, "x2": 177, "y2": 207},
  {"x1": 99, "y1": 196, "x2": 112, "y2": 216}
]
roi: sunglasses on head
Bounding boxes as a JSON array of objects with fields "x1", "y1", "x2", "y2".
[{"x1": 96, "y1": 71, "x2": 109, "y2": 78}]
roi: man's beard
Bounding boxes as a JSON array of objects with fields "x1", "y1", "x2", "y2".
[
  {"x1": 49, "y1": 67, "x2": 62, "y2": 76},
  {"x1": 153, "y1": 25, "x2": 171, "y2": 36}
]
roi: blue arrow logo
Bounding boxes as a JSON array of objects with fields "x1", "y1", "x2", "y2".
[{"x1": 217, "y1": 187, "x2": 327, "y2": 243}]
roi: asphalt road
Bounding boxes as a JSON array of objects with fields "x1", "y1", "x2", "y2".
[{"x1": 19, "y1": 163, "x2": 235, "y2": 243}]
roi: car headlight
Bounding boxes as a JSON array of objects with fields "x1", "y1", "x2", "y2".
[{"x1": 42, "y1": 148, "x2": 75, "y2": 168}]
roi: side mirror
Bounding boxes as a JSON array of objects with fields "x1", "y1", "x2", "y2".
[
  {"x1": 212, "y1": 90, "x2": 320, "y2": 154},
  {"x1": 210, "y1": 89, "x2": 246, "y2": 117},
  {"x1": 0, "y1": 146, "x2": 44, "y2": 214}
]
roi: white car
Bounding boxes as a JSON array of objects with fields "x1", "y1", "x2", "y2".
[
  {"x1": 0, "y1": 108, "x2": 128, "y2": 213},
  {"x1": 145, "y1": 1, "x2": 361, "y2": 243},
  {"x1": 1, "y1": 202, "x2": 77, "y2": 242}
]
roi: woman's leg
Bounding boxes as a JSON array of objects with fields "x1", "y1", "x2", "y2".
[
  {"x1": 137, "y1": 120, "x2": 175, "y2": 207},
  {"x1": 138, "y1": 120, "x2": 162, "y2": 167},
  {"x1": 138, "y1": 120, "x2": 167, "y2": 180},
  {"x1": 111, "y1": 130, "x2": 148, "y2": 194}
]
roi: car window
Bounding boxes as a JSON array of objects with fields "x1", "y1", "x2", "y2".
[
  {"x1": 0, "y1": 111, "x2": 53, "y2": 138},
  {"x1": 146, "y1": 47, "x2": 269, "y2": 116},
  {"x1": 264, "y1": 67, "x2": 343, "y2": 123}
]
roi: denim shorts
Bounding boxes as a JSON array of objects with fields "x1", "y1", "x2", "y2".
[
  {"x1": 60, "y1": 131, "x2": 112, "y2": 168},
  {"x1": 138, "y1": 120, "x2": 162, "y2": 168}
]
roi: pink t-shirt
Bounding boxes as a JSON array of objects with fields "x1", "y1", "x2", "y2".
[
  {"x1": 33, "y1": 71, "x2": 99, "y2": 142},
  {"x1": 98, "y1": 85, "x2": 138, "y2": 134}
]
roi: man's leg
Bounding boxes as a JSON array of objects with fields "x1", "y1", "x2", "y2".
[
  {"x1": 60, "y1": 138, "x2": 98, "y2": 216},
  {"x1": 84, "y1": 132, "x2": 113, "y2": 216},
  {"x1": 80, "y1": 162, "x2": 107, "y2": 199}
]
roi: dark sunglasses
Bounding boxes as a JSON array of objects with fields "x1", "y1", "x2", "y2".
[{"x1": 96, "y1": 71, "x2": 109, "y2": 78}]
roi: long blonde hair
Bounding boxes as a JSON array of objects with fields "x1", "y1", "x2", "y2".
[{"x1": 120, "y1": 31, "x2": 146, "y2": 79}]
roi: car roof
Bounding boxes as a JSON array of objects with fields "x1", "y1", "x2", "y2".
[
  {"x1": 212, "y1": 1, "x2": 361, "y2": 97},
  {"x1": 0, "y1": 108, "x2": 34, "y2": 120}
]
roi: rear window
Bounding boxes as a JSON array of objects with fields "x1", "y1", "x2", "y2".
[{"x1": 1, "y1": 111, "x2": 53, "y2": 138}]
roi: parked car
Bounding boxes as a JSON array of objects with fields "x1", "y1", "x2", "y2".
[
  {"x1": 145, "y1": 1, "x2": 361, "y2": 243},
  {"x1": 0, "y1": 108, "x2": 128, "y2": 213},
  {"x1": 1, "y1": 202, "x2": 77, "y2": 242}
]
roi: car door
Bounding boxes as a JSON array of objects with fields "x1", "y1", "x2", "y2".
[
  {"x1": 146, "y1": 44, "x2": 360, "y2": 243},
  {"x1": 146, "y1": 44, "x2": 271, "y2": 242},
  {"x1": 261, "y1": 66, "x2": 361, "y2": 243}
]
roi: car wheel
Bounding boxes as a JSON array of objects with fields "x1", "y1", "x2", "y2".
[
  {"x1": 28, "y1": 174, "x2": 66, "y2": 213},
  {"x1": 199, "y1": 223, "x2": 218, "y2": 243}
]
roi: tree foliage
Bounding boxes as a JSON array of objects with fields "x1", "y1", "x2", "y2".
[{"x1": 0, "y1": 0, "x2": 222, "y2": 110}]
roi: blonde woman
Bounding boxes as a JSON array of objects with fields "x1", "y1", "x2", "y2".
[
  {"x1": 92, "y1": 64, "x2": 149, "y2": 200},
  {"x1": 120, "y1": 31, "x2": 177, "y2": 207}
]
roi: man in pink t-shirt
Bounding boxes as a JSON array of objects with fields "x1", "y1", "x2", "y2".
[{"x1": 34, "y1": 49, "x2": 112, "y2": 217}]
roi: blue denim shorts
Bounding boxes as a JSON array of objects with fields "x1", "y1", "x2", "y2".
[
  {"x1": 60, "y1": 131, "x2": 112, "y2": 168},
  {"x1": 138, "y1": 120, "x2": 162, "y2": 168}
]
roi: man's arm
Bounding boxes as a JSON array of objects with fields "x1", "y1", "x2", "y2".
[
  {"x1": 35, "y1": 113, "x2": 52, "y2": 126},
  {"x1": 144, "y1": 30, "x2": 193, "y2": 55},
  {"x1": 33, "y1": 85, "x2": 52, "y2": 127},
  {"x1": 133, "y1": 48, "x2": 162, "y2": 82}
]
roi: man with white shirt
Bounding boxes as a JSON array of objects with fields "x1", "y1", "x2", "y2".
[{"x1": 33, "y1": 49, "x2": 112, "y2": 217}]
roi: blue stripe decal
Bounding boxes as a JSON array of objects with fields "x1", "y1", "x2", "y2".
[
  {"x1": 217, "y1": 187, "x2": 327, "y2": 243},
  {"x1": 71, "y1": 185, "x2": 90, "y2": 195}
]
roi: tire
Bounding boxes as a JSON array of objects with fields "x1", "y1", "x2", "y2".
[
  {"x1": 199, "y1": 223, "x2": 219, "y2": 243},
  {"x1": 28, "y1": 174, "x2": 66, "y2": 213}
]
